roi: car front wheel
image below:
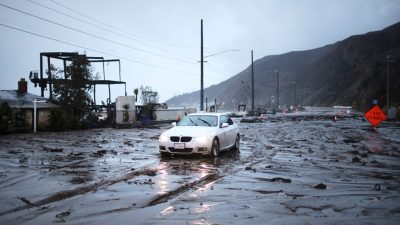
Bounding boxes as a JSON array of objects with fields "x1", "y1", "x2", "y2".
[
  {"x1": 234, "y1": 134, "x2": 240, "y2": 150},
  {"x1": 211, "y1": 138, "x2": 219, "y2": 157}
]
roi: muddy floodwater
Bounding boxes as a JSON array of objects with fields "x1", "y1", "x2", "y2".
[{"x1": 0, "y1": 108, "x2": 399, "y2": 225}]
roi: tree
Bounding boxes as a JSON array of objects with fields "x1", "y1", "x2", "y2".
[
  {"x1": 139, "y1": 85, "x2": 159, "y2": 105},
  {"x1": 52, "y1": 55, "x2": 94, "y2": 128},
  {"x1": 0, "y1": 102, "x2": 14, "y2": 133},
  {"x1": 137, "y1": 86, "x2": 159, "y2": 122},
  {"x1": 133, "y1": 88, "x2": 139, "y2": 102}
]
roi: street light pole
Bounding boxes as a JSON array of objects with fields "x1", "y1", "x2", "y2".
[
  {"x1": 276, "y1": 70, "x2": 279, "y2": 110},
  {"x1": 251, "y1": 50, "x2": 254, "y2": 115},
  {"x1": 199, "y1": 19, "x2": 239, "y2": 111},
  {"x1": 385, "y1": 55, "x2": 396, "y2": 113},
  {"x1": 200, "y1": 19, "x2": 204, "y2": 111},
  {"x1": 294, "y1": 80, "x2": 297, "y2": 107}
]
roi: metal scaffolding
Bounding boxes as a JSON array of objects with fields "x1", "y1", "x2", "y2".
[{"x1": 29, "y1": 52, "x2": 126, "y2": 108}]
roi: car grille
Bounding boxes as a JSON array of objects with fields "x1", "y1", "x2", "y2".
[
  {"x1": 170, "y1": 136, "x2": 192, "y2": 142},
  {"x1": 170, "y1": 136, "x2": 180, "y2": 142},
  {"x1": 180, "y1": 136, "x2": 192, "y2": 142},
  {"x1": 168, "y1": 147, "x2": 193, "y2": 153}
]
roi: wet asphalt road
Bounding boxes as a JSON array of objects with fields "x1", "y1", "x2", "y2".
[{"x1": 0, "y1": 108, "x2": 399, "y2": 225}]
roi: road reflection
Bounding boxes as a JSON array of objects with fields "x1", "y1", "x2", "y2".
[
  {"x1": 154, "y1": 151, "x2": 240, "y2": 197},
  {"x1": 193, "y1": 203, "x2": 216, "y2": 214}
]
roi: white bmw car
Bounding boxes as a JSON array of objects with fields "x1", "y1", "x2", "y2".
[{"x1": 158, "y1": 113, "x2": 240, "y2": 157}]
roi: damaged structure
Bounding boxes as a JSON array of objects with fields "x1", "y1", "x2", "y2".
[{"x1": 30, "y1": 52, "x2": 127, "y2": 109}]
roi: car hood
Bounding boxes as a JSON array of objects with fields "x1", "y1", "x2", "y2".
[{"x1": 163, "y1": 126, "x2": 217, "y2": 138}]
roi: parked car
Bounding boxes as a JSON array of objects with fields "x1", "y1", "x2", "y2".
[{"x1": 158, "y1": 113, "x2": 240, "y2": 157}]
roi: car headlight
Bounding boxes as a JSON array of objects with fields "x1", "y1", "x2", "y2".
[
  {"x1": 159, "y1": 134, "x2": 168, "y2": 142},
  {"x1": 195, "y1": 136, "x2": 208, "y2": 144}
]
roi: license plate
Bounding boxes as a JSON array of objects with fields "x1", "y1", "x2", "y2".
[{"x1": 174, "y1": 143, "x2": 185, "y2": 149}]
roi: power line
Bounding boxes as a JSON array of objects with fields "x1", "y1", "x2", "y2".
[
  {"x1": 0, "y1": 2, "x2": 196, "y2": 65},
  {"x1": 206, "y1": 63, "x2": 236, "y2": 79},
  {"x1": 1, "y1": 3, "x2": 233, "y2": 83},
  {"x1": 0, "y1": 22, "x2": 199, "y2": 76},
  {"x1": 204, "y1": 48, "x2": 243, "y2": 73},
  {"x1": 25, "y1": 1, "x2": 242, "y2": 82},
  {"x1": 208, "y1": 60, "x2": 242, "y2": 75},
  {"x1": 48, "y1": 0, "x2": 198, "y2": 48},
  {"x1": 26, "y1": 0, "x2": 198, "y2": 62}
]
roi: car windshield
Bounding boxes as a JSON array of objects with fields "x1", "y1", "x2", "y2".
[{"x1": 178, "y1": 115, "x2": 218, "y2": 127}]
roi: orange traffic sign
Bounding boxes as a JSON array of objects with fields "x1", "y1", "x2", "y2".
[{"x1": 365, "y1": 105, "x2": 386, "y2": 127}]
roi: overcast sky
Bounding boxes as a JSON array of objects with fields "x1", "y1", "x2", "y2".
[{"x1": 1, "y1": 0, "x2": 399, "y2": 103}]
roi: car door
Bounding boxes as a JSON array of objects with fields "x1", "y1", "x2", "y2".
[
  {"x1": 218, "y1": 115, "x2": 229, "y2": 149},
  {"x1": 226, "y1": 116, "x2": 237, "y2": 146}
]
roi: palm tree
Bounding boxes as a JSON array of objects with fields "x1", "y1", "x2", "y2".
[{"x1": 133, "y1": 88, "x2": 139, "y2": 102}]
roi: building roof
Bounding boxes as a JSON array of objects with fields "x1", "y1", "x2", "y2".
[{"x1": 0, "y1": 90, "x2": 58, "y2": 109}]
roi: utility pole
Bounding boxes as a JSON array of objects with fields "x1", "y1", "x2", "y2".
[
  {"x1": 386, "y1": 55, "x2": 391, "y2": 112},
  {"x1": 294, "y1": 80, "x2": 297, "y2": 107},
  {"x1": 200, "y1": 19, "x2": 204, "y2": 111},
  {"x1": 386, "y1": 55, "x2": 396, "y2": 112},
  {"x1": 300, "y1": 87, "x2": 304, "y2": 107},
  {"x1": 251, "y1": 50, "x2": 254, "y2": 115},
  {"x1": 387, "y1": 55, "x2": 390, "y2": 112},
  {"x1": 299, "y1": 87, "x2": 309, "y2": 108},
  {"x1": 276, "y1": 70, "x2": 279, "y2": 110},
  {"x1": 198, "y1": 19, "x2": 238, "y2": 111},
  {"x1": 205, "y1": 97, "x2": 208, "y2": 112}
]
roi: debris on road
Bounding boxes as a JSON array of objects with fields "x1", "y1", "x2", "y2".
[
  {"x1": 314, "y1": 183, "x2": 327, "y2": 189},
  {"x1": 0, "y1": 108, "x2": 399, "y2": 225},
  {"x1": 42, "y1": 145, "x2": 64, "y2": 152}
]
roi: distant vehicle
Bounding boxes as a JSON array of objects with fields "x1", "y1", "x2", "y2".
[{"x1": 158, "y1": 113, "x2": 240, "y2": 157}]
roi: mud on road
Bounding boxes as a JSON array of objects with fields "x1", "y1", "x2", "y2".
[{"x1": 0, "y1": 109, "x2": 399, "y2": 225}]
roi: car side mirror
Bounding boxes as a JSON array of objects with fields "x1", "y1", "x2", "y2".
[
  {"x1": 172, "y1": 122, "x2": 177, "y2": 127},
  {"x1": 220, "y1": 122, "x2": 229, "y2": 128}
]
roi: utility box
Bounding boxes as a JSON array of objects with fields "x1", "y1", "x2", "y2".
[{"x1": 115, "y1": 96, "x2": 136, "y2": 124}]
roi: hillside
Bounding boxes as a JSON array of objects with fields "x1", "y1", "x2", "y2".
[{"x1": 166, "y1": 22, "x2": 400, "y2": 111}]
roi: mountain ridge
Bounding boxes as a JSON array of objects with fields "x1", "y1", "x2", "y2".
[{"x1": 166, "y1": 22, "x2": 400, "y2": 111}]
